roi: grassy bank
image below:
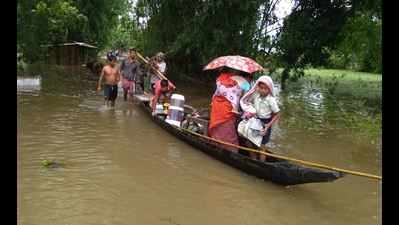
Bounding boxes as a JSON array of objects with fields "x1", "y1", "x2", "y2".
[
  {"x1": 273, "y1": 68, "x2": 381, "y2": 104},
  {"x1": 305, "y1": 68, "x2": 381, "y2": 82}
]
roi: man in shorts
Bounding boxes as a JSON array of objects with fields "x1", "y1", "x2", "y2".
[
  {"x1": 120, "y1": 48, "x2": 141, "y2": 101},
  {"x1": 97, "y1": 52, "x2": 121, "y2": 107}
]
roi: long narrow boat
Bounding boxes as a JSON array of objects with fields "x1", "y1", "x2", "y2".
[{"x1": 133, "y1": 94, "x2": 344, "y2": 186}]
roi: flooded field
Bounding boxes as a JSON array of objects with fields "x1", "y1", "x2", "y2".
[{"x1": 17, "y1": 66, "x2": 381, "y2": 225}]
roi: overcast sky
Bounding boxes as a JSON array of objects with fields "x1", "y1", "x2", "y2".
[
  {"x1": 275, "y1": 0, "x2": 294, "y2": 19},
  {"x1": 269, "y1": 0, "x2": 294, "y2": 36}
]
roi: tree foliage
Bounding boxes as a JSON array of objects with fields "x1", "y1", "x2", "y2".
[
  {"x1": 106, "y1": 1, "x2": 144, "y2": 51},
  {"x1": 276, "y1": 0, "x2": 350, "y2": 88},
  {"x1": 327, "y1": 0, "x2": 381, "y2": 73},
  {"x1": 276, "y1": 0, "x2": 381, "y2": 89},
  {"x1": 18, "y1": 0, "x2": 381, "y2": 85},
  {"x1": 17, "y1": 0, "x2": 125, "y2": 62},
  {"x1": 135, "y1": 0, "x2": 280, "y2": 77}
]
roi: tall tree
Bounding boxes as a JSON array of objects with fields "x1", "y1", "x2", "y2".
[
  {"x1": 276, "y1": 0, "x2": 381, "y2": 89},
  {"x1": 327, "y1": 0, "x2": 381, "y2": 73},
  {"x1": 135, "y1": 0, "x2": 279, "y2": 77},
  {"x1": 17, "y1": 0, "x2": 126, "y2": 62},
  {"x1": 276, "y1": 0, "x2": 350, "y2": 89}
]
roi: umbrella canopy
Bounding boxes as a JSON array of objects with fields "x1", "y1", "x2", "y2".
[{"x1": 203, "y1": 55, "x2": 264, "y2": 74}]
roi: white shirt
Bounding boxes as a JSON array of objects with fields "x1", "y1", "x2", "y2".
[
  {"x1": 251, "y1": 92, "x2": 280, "y2": 119},
  {"x1": 157, "y1": 62, "x2": 166, "y2": 73}
]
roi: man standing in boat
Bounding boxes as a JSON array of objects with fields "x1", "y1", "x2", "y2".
[{"x1": 97, "y1": 52, "x2": 121, "y2": 107}]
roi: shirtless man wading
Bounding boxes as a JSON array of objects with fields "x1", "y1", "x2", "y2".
[{"x1": 97, "y1": 52, "x2": 121, "y2": 107}]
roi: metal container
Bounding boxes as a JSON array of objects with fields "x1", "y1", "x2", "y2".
[{"x1": 165, "y1": 94, "x2": 185, "y2": 127}]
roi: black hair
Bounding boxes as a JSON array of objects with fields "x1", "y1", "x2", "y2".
[
  {"x1": 107, "y1": 52, "x2": 116, "y2": 61},
  {"x1": 160, "y1": 79, "x2": 169, "y2": 87},
  {"x1": 240, "y1": 71, "x2": 251, "y2": 77},
  {"x1": 220, "y1": 67, "x2": 244, "y2": 75}
]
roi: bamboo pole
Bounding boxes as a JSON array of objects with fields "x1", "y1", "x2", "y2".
[
  {"x1": 180, "y1": 127, "x2": 382, "y2": 181},
  {"x1": 135, "y1": 51, "x2": 168, "y2": 80}
]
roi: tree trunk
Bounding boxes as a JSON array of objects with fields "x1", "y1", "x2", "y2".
[{"x1": 281, "y1": 67, "x2": 290, "y2": 91}]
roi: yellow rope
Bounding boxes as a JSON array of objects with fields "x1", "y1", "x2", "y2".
[{"x1": 180, "y1": 127, "x2": 382, "y2": 181}]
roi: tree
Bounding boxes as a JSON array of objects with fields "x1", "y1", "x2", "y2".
[
  {"x1": 72, "y1": 0, "x2": 126, "y2": 47},
  {"x1": 135, "y1": 0, "x2": 280, "y2": 78},
  {"x1": 17, "y1": 0, "x2": 126, "y2": 62},
  {"x1": 276, "y1": 0, "x2": 350, "y2": 89},
  {"x1": 106, "y1": 11, "x2": 144, "y2": 51},
  {"x1": 327, "y1": 0, "x2": 381, "y2": 73},
  {"x1": 276, "y1": 0, "x2": 381, "y2": 89},
  {"x1": 18, "y1": 0, "x2": 88, "y2": 62}
]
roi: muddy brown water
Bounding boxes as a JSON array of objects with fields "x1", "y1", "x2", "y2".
[{"x1": 18, "y1": 70, "x2": 381, "y2": 225}]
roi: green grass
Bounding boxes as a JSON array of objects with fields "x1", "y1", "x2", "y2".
[
  {"x1": 304, "y1": 68, "x2": 381, "y2": 82},
  {"x1": 304, "y1": 68, "x2": 381, "y2": 102},
  {"x1": 272, "y1": 68, "x2": 382, "y2": 104}
]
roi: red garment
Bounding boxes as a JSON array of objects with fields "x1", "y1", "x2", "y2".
[
  {"x1": 154, "y1": 79, "x2": 175, "y2": 96},
  {"x1": 151, "y1": 80, "x2": 176, "y2": 110},
  {"x1": 208, "y1": 118, "x2": 239, "y2": 146},
  {"x1": 208, "y1": 73, "x2": 238, "y2": 134},
  {"x1": 122, "y1": 78, "x2": 135, "y2": 93},
  {"x1": 216, "y1": 73, "x2": 237, "y2": 87}
]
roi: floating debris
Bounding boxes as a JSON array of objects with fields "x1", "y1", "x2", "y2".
[{"x1": 41, "y1": 160, "x2": 64, "y2": 168}]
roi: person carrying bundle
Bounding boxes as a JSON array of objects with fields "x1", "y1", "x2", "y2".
[
  {"x1": 149, "y1": 52, "x2": 167, "y2": 93},
  {"x1": 238, "y1": 75, "x2": 280, "y2": 161}
]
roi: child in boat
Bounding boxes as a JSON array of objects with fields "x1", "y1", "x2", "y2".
[
  {"x1": 151, "y1": 79, "x2": 176, "y2": 116},
  {"x1": 239, "y1": 75, "x2": 280, "y2": 161}
]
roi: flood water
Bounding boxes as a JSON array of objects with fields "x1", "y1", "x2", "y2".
[{"x1": 17, "y1": 66, "x2": 381, "y2": 225}]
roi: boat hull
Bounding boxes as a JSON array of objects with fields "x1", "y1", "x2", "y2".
[{"x1": 134, "y1": 95, "x2": 343, "y2": 186}]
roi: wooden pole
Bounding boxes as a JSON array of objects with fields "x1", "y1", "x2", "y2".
[
  {"x1": 135, "y1": 52, "x2": 168, "y2": 80},
  {"x1": 180, "y1": 127, "x2": 382, "y2": 181}
]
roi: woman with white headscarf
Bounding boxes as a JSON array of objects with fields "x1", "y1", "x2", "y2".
[{"x1": 238, "y1": 75, "x2": 280, "y2": 161}]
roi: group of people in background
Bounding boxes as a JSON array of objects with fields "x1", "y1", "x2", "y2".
[{"x1": 97, "y1": 48, "x2": 168, "y2": 107}]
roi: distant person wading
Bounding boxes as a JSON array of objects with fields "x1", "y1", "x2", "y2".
[
  {"x1": 120, "y1": 48, "x2": 141, "y2": 101},
  {"x1": 97, "y1": 52, "x2": 121, "y2": 107}
]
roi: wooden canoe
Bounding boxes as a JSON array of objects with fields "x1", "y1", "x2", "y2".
[{"x1": 133, "y1": 94, "x2": 344, "y2": 186}]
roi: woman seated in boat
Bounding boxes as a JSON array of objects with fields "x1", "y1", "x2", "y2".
[
  {"x1": 238, "y1": 75, "x2": 280, "y2": 161},
  {"x1": 208, "y1": 68, "x2": 252, "y2": 153},
  {"x1": 151, "y1": 79, "x2": 176, "y2": 116}
]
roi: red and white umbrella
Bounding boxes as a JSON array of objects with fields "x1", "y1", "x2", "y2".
[{"x1": 203, "y1": 55, "x2": 264, "y2": 74}]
